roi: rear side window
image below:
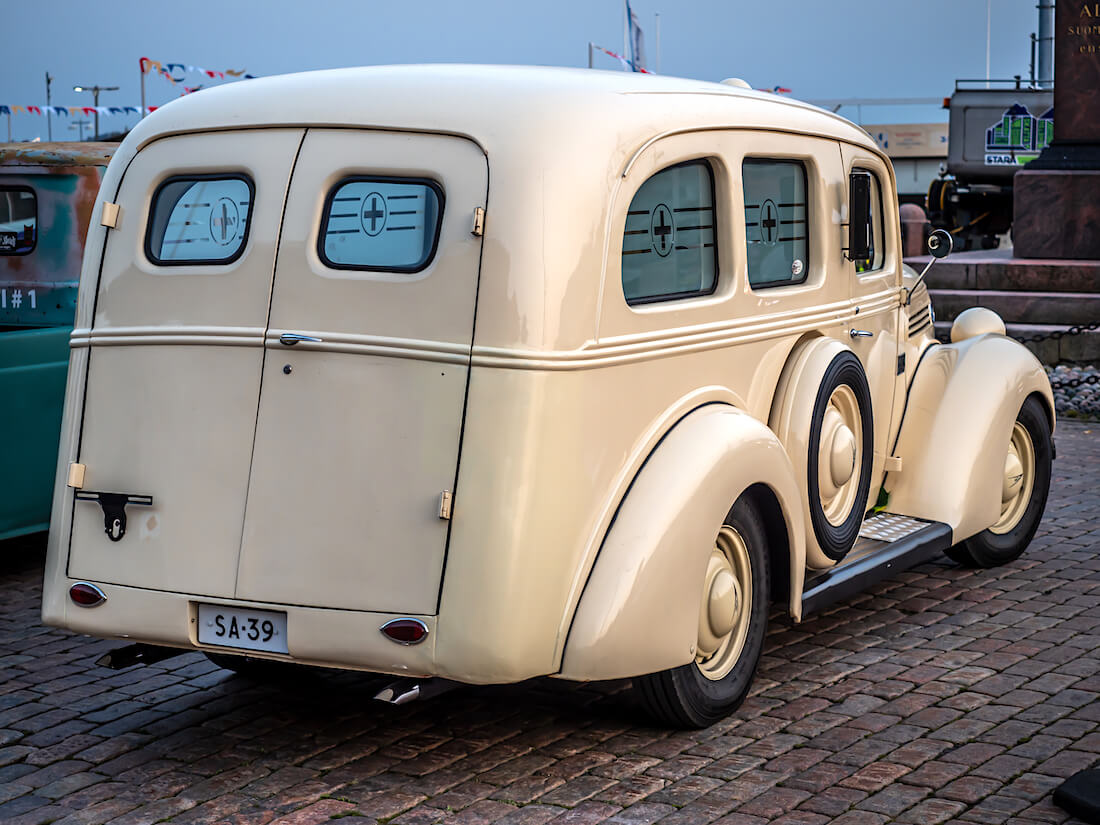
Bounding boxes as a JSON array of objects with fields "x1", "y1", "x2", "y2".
[
  {"x1": 319, "y1": 178, "x2": 444, "y2": 273},
  {"x1": 0, "y1": 187, "x2": 37, "y2": 255},
  {"x1": 743, "y1": 160, "x2": 809, "y2": 288},
  {"x1": 146, "y1": 175, "x2": 253, "y2": 265},
  {"x1": 621, "y1": 160, "x2": 718, "y2": 305}
]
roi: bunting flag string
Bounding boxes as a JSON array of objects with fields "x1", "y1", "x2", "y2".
[
  {"x1": 0, "y1": 105, "x2": 155, "y2": 117},
  {"x1": 590, "y1": 44, "x2": 652, "y2": 73},
  {"x1": 139, "y1": 57, "x2": 254, "y2": 84}
]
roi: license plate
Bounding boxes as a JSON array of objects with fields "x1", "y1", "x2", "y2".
[{"x1": 197, "y1": 604, "x2": 288, "y2": 654}]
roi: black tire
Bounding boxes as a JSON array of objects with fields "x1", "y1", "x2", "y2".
[
  {"x1": 806, "y1": 352, "x2": 874, "y2": 561},
  {"x1": 632, "y1": 495, "x2": 770, "y2": 728},
  {"x1": 948, "y1": 396, "x2": 1052, "y2": 568}
]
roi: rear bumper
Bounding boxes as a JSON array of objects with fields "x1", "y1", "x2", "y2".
[{"x1": 42, "y1": 577, "x2": 441, "y2": 678}]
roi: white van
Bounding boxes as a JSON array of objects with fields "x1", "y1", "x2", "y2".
[{"x1": 42, "y1": 66, "x2": 1053, "y2": 727}]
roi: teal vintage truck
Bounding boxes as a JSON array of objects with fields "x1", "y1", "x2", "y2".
[{"x1": 0, "y1": 143, "x2": 113, "y2": 541}]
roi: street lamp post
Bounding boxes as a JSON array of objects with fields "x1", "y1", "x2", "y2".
[
  {"x1": 72, "y1": 84, "x2": 119, "y2": 140},
  {"x1": 69, "y1": 120, "x2": 91, "y2": 141}
]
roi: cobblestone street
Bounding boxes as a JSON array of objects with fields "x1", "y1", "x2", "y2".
[{"x1": 0, "y1": 420, "x2": 1097, "y2": 825}]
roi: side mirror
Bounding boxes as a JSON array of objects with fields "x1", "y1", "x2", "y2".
[
  {"x1": 927, "y1": 228, "x2": 953, "y2": 259},
  {"x1": 906, "y1": 229, "x2": 953, "y2": 305},
  {"x1": 847, "y1": 170, "x2": 872, "y2": 262}
]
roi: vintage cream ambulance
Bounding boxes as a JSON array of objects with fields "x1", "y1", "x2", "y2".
[{"x1": 42, "y1": 66, "x2": 1053, "y2": 727}]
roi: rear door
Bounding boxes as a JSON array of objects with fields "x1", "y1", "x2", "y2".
[
  {"x1": 68, "y1": 130, "x2": 305, "y2": 596},
  {"x1": 234, "y1": 130, "x2": 487, "y2": 614}
]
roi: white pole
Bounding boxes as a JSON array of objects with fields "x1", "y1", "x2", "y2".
[
  {"x1": 656, "y1": 13, "x2": 661, "y2": 73},
  {"x1": 623, "y1": 1, "x2": 629, "y2": 70},
  {"x1": 990, "y1": 0, "x2": 998, "y2": 89}
]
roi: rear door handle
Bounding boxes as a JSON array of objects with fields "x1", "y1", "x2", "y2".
[
  {"x1": 849, "y1": 329, "x2": 873, "y2": 339},
  {"x1": 279, "y1": 333, "x2": 322, "y2": 346}
]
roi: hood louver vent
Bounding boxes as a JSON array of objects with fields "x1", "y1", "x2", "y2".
[{"x1": 907, "y1": 284, "x2": 932, "y2": 338}]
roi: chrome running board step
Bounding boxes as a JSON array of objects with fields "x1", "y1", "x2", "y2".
[
  {"x1": 801, "y1": 513, "x2": 952, "y2": 617},
  {"x1": 373, "y1": 677, "x2": 460, "y2": 705}
]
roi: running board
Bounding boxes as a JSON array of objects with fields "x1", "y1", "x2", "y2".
[{"x1": 801, "y1": 513, "x2": 952, "y2": 617}]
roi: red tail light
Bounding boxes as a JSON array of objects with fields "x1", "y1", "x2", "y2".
[
  {"x1": 69, "y1": 582, "x2": 107, "y2": 607},
  {"x1": 380, "y1": 618, "x2": 429, "y2": 645}
]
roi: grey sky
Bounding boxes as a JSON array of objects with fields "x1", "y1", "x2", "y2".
[{"x1": 4, "y1": 0, "x2": 1042, "y2": 142}]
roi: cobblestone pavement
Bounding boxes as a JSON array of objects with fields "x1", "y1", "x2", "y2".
[{"x1": 1, "y1": 421, "x2": 1097, "y2": 825}]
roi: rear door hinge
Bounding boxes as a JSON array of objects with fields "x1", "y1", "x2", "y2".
[
  {"x1": 67, "y1": 462, "x2": 86, "y2": 489},
  {"x1": 471, "y1": 207, "x2": 485, "y2": 237},
  {"x1": 438, "y1": 490, "x2": 453, "y2": 520},
  {"x1": 884, "y1": 456, "x2": 903, "y2": 473},
  {"x1": 101, "y1": 201, "x2": 120, "y2": 229}
]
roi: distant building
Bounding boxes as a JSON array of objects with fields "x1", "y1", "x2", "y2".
[{"x1": 863, "y1": 123, "x2": 948, "y2": 205}]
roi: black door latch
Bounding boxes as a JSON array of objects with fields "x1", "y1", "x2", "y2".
[{"x1": 75, "y1": 491, "x2": 154, "y2": 542}]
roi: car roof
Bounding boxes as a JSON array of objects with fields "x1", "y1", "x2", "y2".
[
  {"x1": 0, "y1": 142, "x2": 115, "y2": 167},
  {"x1": 122, "y1": 65, "x2": 881, "y2": 166}
]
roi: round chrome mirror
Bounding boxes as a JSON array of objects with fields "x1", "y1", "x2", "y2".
[{"x1": 927, "y1": 229, "x2": 953, "y2": 259}]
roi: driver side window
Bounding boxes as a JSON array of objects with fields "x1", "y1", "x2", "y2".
[{"x1": 853, "y1": 170, "x2": 884, "y2": 274}]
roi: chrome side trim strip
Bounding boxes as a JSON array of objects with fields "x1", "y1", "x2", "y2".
[{"x1": 67, "y1": 288, "x2": 902, "y2": 371}]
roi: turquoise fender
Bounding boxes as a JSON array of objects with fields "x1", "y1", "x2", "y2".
[
  {"x1": 558, "y1": 404, "x2": 805, "y2": 681},
  {"x1": 886, "y1": 334, "x2": 1053, "y2": 543}
]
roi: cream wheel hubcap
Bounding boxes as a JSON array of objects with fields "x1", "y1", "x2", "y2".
[
  {"x1": 991, "y1": 421, "x2": 1034, "y2": 534},
  {"x1": 696, "y1": 525, "x2": 753, "y2": 681},
  {"x1": 817, "y1": 385, "x2": 863, "y2": 526}
]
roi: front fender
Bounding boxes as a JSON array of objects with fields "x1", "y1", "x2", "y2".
[
  {"x1": 887, "y1": 334, "x2": 1053, "y2": 542},
  {"x1": 558, "y1": 404, "x2": 804, "y2": 681}
]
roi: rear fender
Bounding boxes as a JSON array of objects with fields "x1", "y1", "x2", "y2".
[
  {"x1": 886, "y1": 334, "x2": 1053, "y2": 541},
  {"x1": 558, "y1": 404, "x2": 804, "y2": 681}
]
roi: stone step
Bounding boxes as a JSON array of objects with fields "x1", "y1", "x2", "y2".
[
  {"x1": 904, "y1": 249, "x2": 1100, "y2": 293},
  {"x1": 934, "y1": 321, "x2": 1100, "y2": 364},
  {"x1": 928, "y1": 289, "x2": 1100, "y2": 326}
]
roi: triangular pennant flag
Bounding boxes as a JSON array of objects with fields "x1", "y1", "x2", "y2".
[
  {"x1": 27, "y1": 106, "x2": 41, "y2": 115},
  {"x1": 0, "y1": 106, "x2": 9, "y2": 115},
  {"x1": 53, "y1": 106, "x2": 69, "y2": 116},
  {"x1": 13, "y1": 106, "x2": 25, "y2": 114},
  {"x1": 226, "y1": 69, "x2": 244, "y2": 77},
  {"x1": 82, "y1": 107, "x2": 96, "y2": 115}
]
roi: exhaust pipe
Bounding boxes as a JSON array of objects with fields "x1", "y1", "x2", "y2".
[
  {"x1": 373, "y1": 677, "x2": 460, "y2": 705},
  {"x1": 95, "y1": 643, "x2": 187, "y2": 670}
]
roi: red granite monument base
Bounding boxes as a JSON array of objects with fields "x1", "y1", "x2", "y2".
[{"x1": 1014, "y1": 169, "x2": 1100, "y2": 260}]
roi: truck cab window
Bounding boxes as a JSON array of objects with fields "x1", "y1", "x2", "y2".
[{"x1": 0, "y1": 187, "x2": 36, "y2": 255}]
